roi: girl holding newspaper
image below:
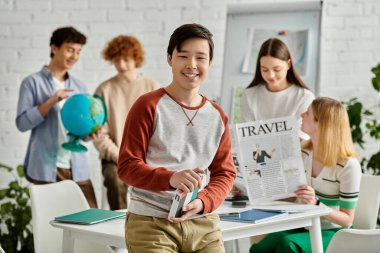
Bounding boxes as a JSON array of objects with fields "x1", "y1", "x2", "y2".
[
  {"x1": 232, "y1": 37, "x2": 315, "y2": 226},
  {"x1": 250, "y1": 97, "x2": 361, "y2": 253},
  {"x1": 240, "y1": 38, "x2": 314, "y2": 140}
]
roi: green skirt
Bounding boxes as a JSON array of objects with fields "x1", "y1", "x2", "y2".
[{"x1": 249, "y1": 227, "x2": 341, "y2": 253}]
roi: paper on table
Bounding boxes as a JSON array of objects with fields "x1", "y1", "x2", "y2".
[{"x1": 252, "y1": 204, "x2": 321, "y2": 213}]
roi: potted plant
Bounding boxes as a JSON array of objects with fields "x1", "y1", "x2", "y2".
[
  {"x1": 0, "y1": 163, "x2": 34, "y2": 253},
  {"x1": 343, "y1": 63, "x2": 380, "y2": 175},
  {"x1": 343, "y1": 63, "x2": 380, "y2": 226}
]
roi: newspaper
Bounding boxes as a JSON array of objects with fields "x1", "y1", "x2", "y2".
[{"x1": 233, "y1": 116, "x2": 307, "y2": 205}]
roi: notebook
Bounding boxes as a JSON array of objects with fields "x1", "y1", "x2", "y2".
[
  {"x1": 55, "y1": 208, "x2": 126, "y2": 225},
  {"x1": 219, "y1": 209, "x2": 287, "y2": 223}
]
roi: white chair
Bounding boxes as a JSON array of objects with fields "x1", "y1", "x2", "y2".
[
  {"x1": 29, "y1": 180, "x2": 114, "y2": 253},
  {"x1": 326, "y1": 174, "x2": 380, "y2": 253},
  {"x1": 326, "y1": 229, "x2": 380, "y2": 253},
  {"x1": 352, "y1": 174, "x2": 380, "y2": 229}
]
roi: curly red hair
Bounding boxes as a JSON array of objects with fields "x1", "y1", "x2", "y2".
[{"x1": 102, "y1": 35, "x2": 144, "y2": 67}]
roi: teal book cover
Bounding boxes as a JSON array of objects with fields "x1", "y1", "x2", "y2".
[
  {"x1": 220, "y1": 209, "x2": 287, "y2": 223},
  {"x1": 55, "y1": 208, "x2": 126, "y2": 225}
]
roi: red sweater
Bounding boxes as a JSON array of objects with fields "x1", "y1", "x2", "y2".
[{"x1": 118, "y1": 88, "x2": 236, "y2": 217}]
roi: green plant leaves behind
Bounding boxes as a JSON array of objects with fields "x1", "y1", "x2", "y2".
[
  {"x1": 0, "y1": 163, "x2": 34, "y2": 253},
  {"x1": 16, "y1": 164, "x2": 24, "y2": 178},
  {"x1": 346, "y1": 100, "x2": 362, "y2": 125},
  {"x1": 371, "y1": 64, "x2": 380, "y2": 75},
  {"x1": 371, "y1": 64, "x2": 380, "y2": 92},
  {"x1": 372, "y1": 76, "x2": 380, "y2": 92},
  {"x1": 0, "y1": 188, "x2": 7, "y2": 200},
  {"x1": 367, "y1": 151, "x2": 380, "y2": 172},
  {"x1": 0, "y1": 162, "x2": 13, "y2": 172},
  {"x1": 343, "y1": 62, "x2": 380, "y2": 176}
]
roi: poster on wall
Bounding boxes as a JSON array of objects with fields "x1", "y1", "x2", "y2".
[{"x1": 242, "y1": 29, "x2": 309, "y2": 76}]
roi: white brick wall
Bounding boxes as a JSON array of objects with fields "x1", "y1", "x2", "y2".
[{"x1": 1, "y1": 0, "x2": 379, "y2": 201}]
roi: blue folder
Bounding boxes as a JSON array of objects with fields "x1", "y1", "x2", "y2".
[{"x1": 220, "y1": 209, "x2": 287, "y2": 223}]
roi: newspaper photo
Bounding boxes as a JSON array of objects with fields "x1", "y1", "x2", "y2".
[{"x1": 233, "y1": 116, "x2": 307, "y2": 205}]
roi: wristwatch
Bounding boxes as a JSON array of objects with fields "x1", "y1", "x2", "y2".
[{"x1": 315, "y1": 197, "x2": 320, "y2": 206}]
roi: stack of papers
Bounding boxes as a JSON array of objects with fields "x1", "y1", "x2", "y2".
[
  {"x1": 55, "y1": 208, "x2": 126, "y2": 225},
  {"x1": 220, "y1": 209, "x2": 287, "y2": 223},
  {"x1": 253, "y1": 204, "x2": 320, "y2": 213}
]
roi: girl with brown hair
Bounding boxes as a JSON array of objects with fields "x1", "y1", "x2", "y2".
[{"x1": 240, "y1": 38, "x2": 314, "y2": 138}]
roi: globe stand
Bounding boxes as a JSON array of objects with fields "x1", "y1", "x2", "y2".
[{"x1": 62, "y1": 137, "x2": 88, "y2": 152}]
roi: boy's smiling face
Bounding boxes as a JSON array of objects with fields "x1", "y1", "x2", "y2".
[
  {"x1": 167, "y1": 38, "x2": 211, "y2": 92},
  {"x1": 51, "y1": 42, "x2": 83, "y2": 71}
]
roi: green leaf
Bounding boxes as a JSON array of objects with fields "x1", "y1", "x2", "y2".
[
  {"x1": 0, "y1": 189, "x2": 7, "y2": 200},
  {"x1": 372, "y1": 76, "x2": 380, "y2": 92},
  {"x1": 0, "y1": 163, "x2": 13, "y2": 172},
  {"x1": 9, "y1": 181, "x2": 21, "y2": 191},
  {"x1": 367, "y1": 151, "x2": 380, "y2": 172},
  {"x1": 363, "y1": 110, "x2": 373, "y2": 116},
  {"x1": 347, "y1": 102, "x2": 363, "y2": 127},
  {"x1": 371, "y1": 65, "x2": 380, "y2": 75},
  {"x1": 6, "y1": 190, "x2": 16, "y2": 198},
  {"x1": 17, "y1": 197, "x2": 28, "y2": 206},
  {"x1": 16, "y1": 164, "x2": 24, "y2": 178}
]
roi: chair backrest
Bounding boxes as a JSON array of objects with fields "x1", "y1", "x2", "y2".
[
  {"x1": 352, "y1": 174, "x2": 380, "y2": 229},
  {"x1": 326, "y1": 229, "x2": 380, "y2": 253},
  {"x1": 29, "y1": 180, "x2": 113, "y2": 253}
]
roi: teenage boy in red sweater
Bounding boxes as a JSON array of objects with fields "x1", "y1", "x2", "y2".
[{"x1": 118, "y1": 23, "x2": 236, "y2": 252}]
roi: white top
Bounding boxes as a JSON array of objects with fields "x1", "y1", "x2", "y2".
[
  {"x1": 53, "y1": 77, "x2": 71, "y2": 169},
  {"x1": 240, "y1": 84, "x2": 315, "y2": 139},
  {"x1": 302, "y1": 150, "x2": 361, "y2": 229}
]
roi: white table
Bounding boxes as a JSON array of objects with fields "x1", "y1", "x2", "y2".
[{"x1": 51, "y1": 204, "x2": 330, "y2": 253}]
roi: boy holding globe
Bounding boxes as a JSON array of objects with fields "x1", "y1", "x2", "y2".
[{"x1": 16, "y1": 26, "x2": 98, "y2": 207}]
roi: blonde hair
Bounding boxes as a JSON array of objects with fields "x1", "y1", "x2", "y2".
[{"x1": 302, "y1": 97, "x2": 357, "y2": 167}]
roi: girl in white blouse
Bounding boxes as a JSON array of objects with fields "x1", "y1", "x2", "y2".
[{"x1": 240, "y1": 38, "x2": 314, "y2": 139}]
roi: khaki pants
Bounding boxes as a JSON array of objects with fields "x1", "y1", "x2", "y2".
[
  {"x1": 30, "y1": 167, "x2": 97, "y2": 208},
  {"x1": 125, "y1": 213, "x2": 225, "y2": 253},
  {"x1": 102, "y1": 160, "x2": 128, "y2": 210}
]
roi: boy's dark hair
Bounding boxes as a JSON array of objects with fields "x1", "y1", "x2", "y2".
[
  {"x1": 167, "y1": 23, "x2": 214, "y2": 61},
  {"x1": 49, "y1": 26, "x2": 87, "y2": 58},
  {"x1": 247, "y1": 38, "x2": 309, "y2": 90}
]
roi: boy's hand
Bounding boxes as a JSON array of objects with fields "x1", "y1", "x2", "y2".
[
  {"x1": 52, "y1": 89, "x2": 74, "y2": 104},
  {"x1": 170, "y1": 198, "x2": 204, "y2": 223},
  {"x1": 169, "y1": 168, "x2": 204, "y2": 193}
]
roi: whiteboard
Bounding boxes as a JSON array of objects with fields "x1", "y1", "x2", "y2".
[{"x1": 220, "y1": 4, "x2": 321, "y2": 121}]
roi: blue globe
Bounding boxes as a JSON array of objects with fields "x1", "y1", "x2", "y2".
[{"x1": 61, "y1": 94, "x2": 107, "y2": 152}]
